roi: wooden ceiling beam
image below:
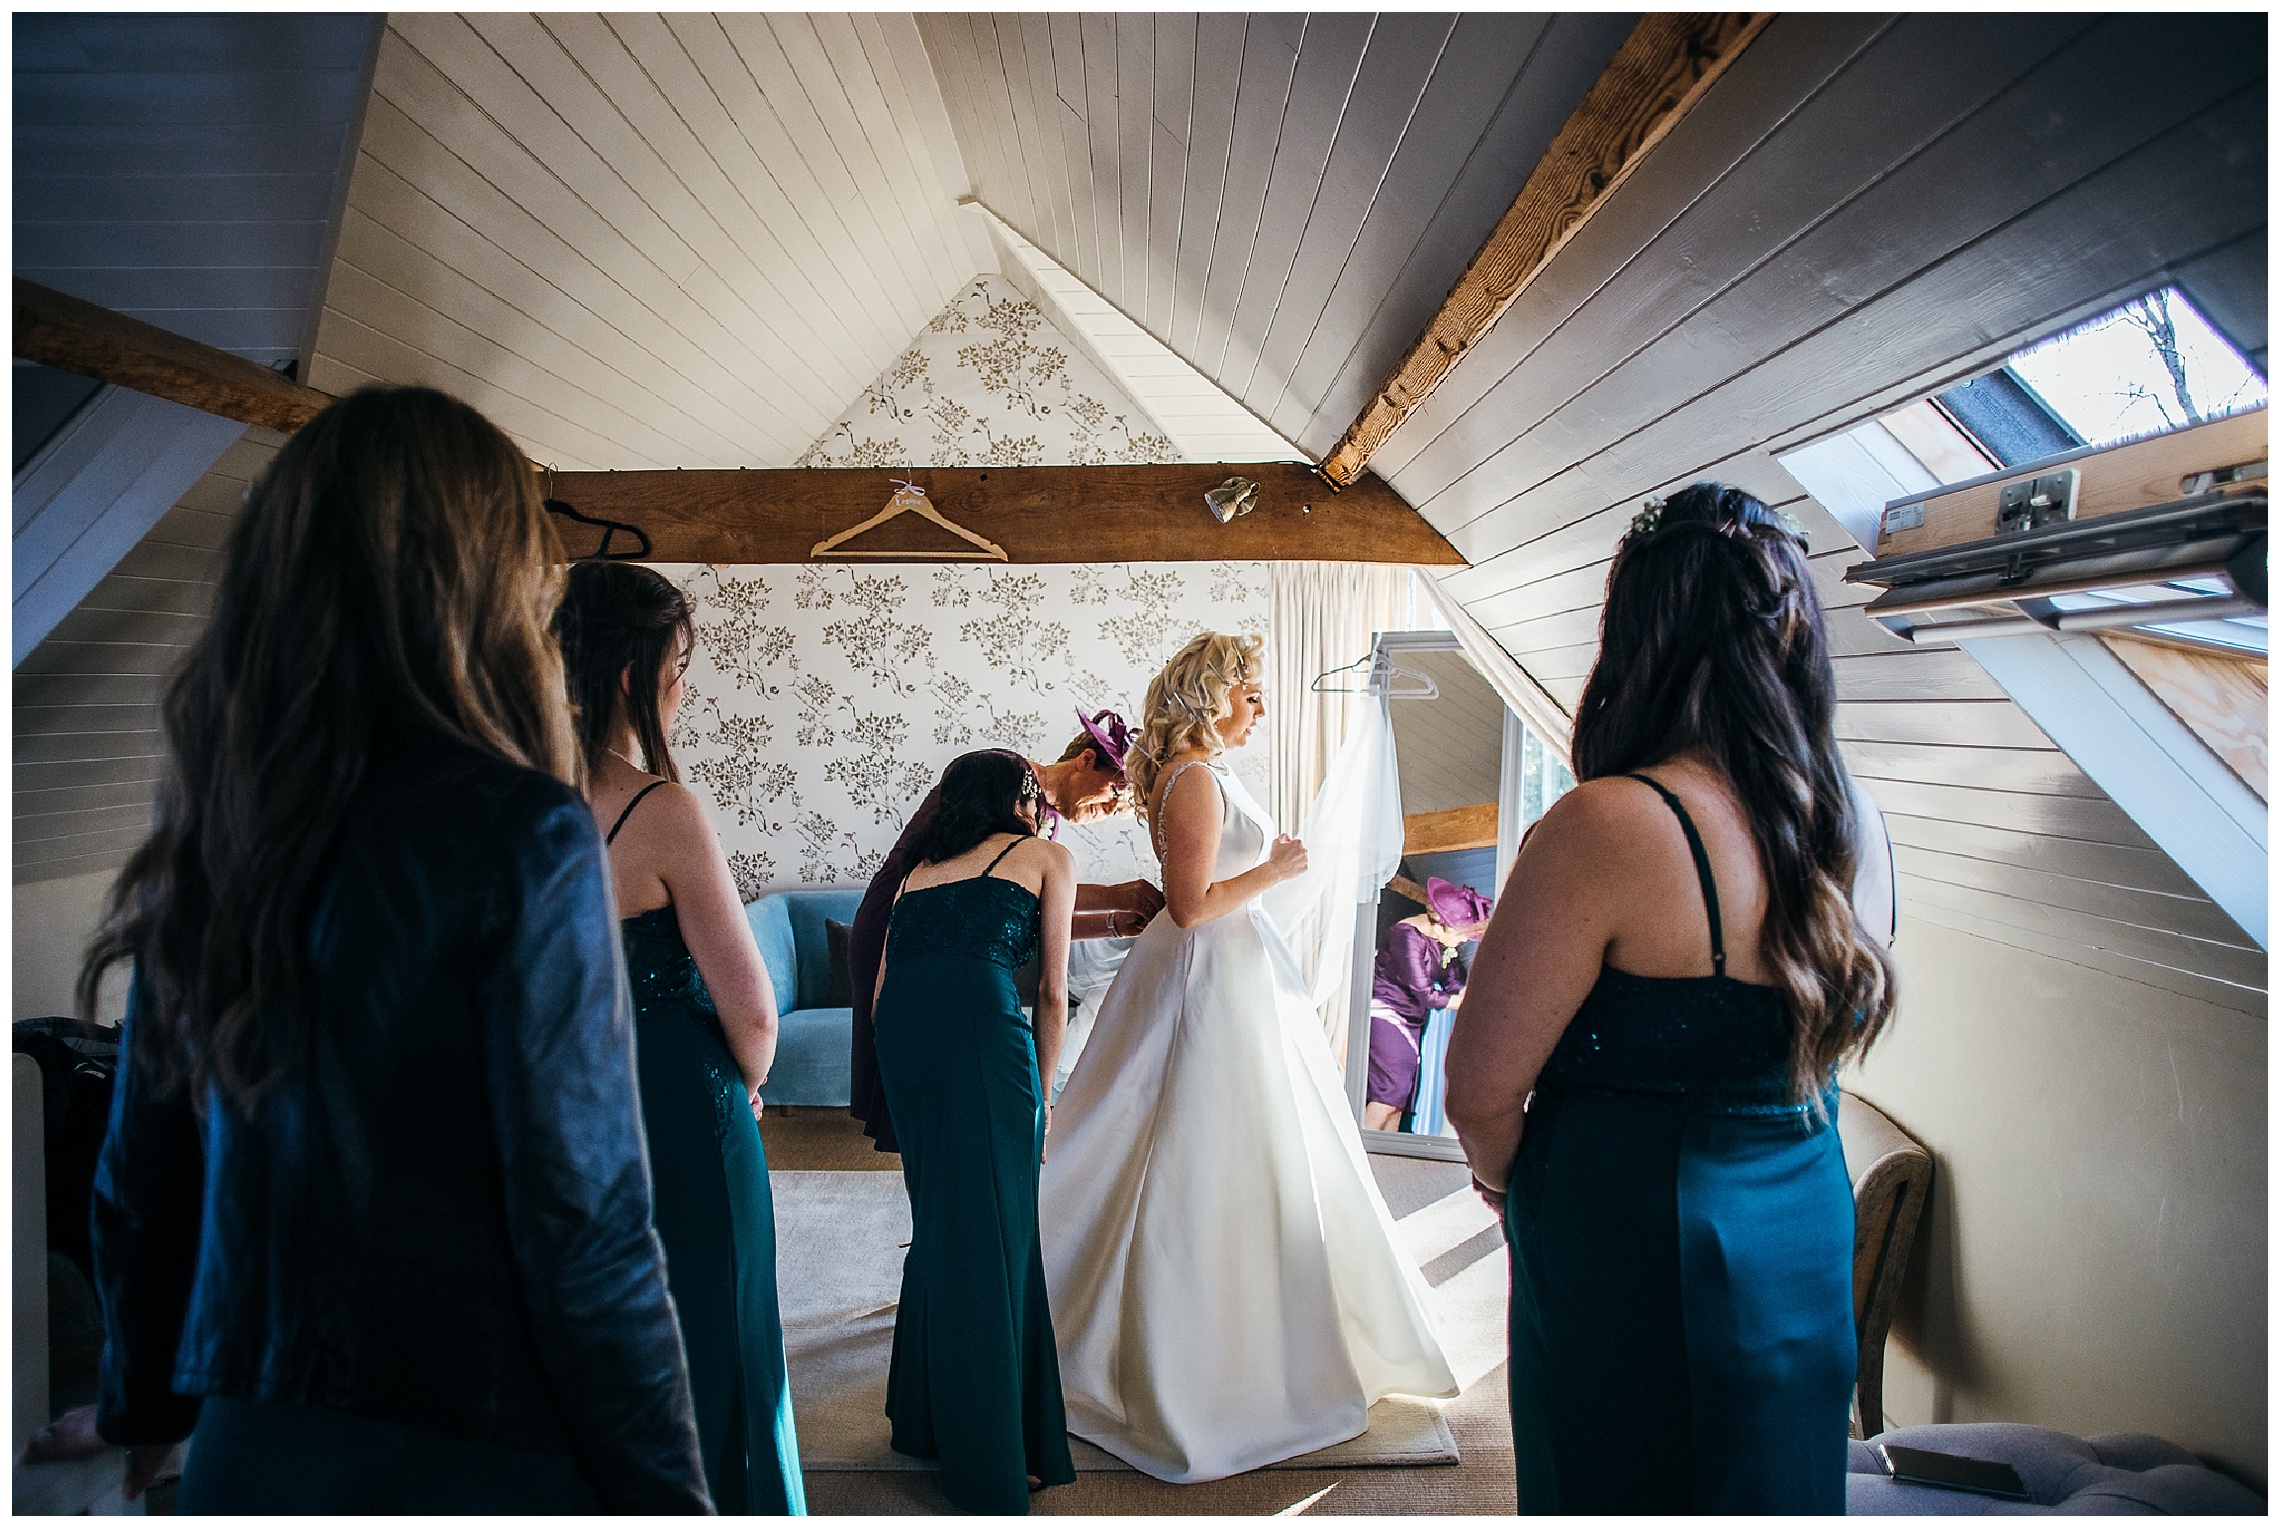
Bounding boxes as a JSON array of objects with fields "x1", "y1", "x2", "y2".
[
  {"x1": 552, "y1": 463, "x2": 1463, "y2": 566},
  {"x1": 10, "y1": 283, "x2": 1461, "y2": 565},
  {"x1": 1404, "y1": 802, "x2": 1499, "y2": 856},
  {"x1": 13, "y1": 276, "x2": 333, "y2": 435},
  {"x1": 1317, "y1": 12, "x2": 1772, "y2": 488}
]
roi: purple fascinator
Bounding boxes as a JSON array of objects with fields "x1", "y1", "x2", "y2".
[
  {"x1": 1075, "y1": 707, "x2": 1135, "y2": 779},
  {"x1": 1426, "y1": 876, "x2": 1493, "y2": 933}
]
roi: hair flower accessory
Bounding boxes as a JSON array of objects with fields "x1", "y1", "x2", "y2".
[
  {"x1": 1075, "y1": 706, "x2": 1135, "y2": 780},
  {"x1": 1629, "y1": 496, "x2": 1666, "y2": 538}
]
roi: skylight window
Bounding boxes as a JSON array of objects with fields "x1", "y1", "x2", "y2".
[
  {"x1": 1780, "y1": 285, "x2": 2268, "y2": 551},
  {"x1": 1779, "y1": 285, "x2": 2267, "y2": 659},
  {"x1": 2002, "y1": 286, "x2": 2266, "y2": 450}
]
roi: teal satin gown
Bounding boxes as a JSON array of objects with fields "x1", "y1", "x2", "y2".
[
  {"x1": 1503, "y1": 776, "x2": 1855, "y2": 1514},
  {"x1": 623, "y1": 905, "x2": 807, "y2": 1515},
  {"x1": 871, "y1": 849, "x2": 1076, "y2": 1514}
]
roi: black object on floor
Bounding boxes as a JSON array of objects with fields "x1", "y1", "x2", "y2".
[{"x1": 1880, "y1": 1443, "x2": 2030, "y2": 1500}]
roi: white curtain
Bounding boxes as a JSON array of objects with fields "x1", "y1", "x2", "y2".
[
  {"x1": 1256, "y1": 563, "x2": 1581, "y2": 1062},
  {"x1": 1260, "y1": 697, "x2": 1406, "y2": 1057},
  {"x1": 1268, "y1": 562, "x2": 1417, "y2": 835}
]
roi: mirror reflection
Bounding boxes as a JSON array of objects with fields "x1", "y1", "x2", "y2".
[{"x1": 1354, "y1": 638, "x2": 1572, "y2": 1143}]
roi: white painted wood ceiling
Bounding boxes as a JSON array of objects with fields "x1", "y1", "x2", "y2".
[
  {"x1": 15, "y1": 11, "x2": 375, "y2": 364},
  {"x1": 19, "y1": 9, "x2": 2270, "y2": 1009},
  {"x1": 920, "y1": 12, "x2": 1634, "y2": 459},
  {"x1": 304, "y1": 13, "x2": 986, "y2": 471}
]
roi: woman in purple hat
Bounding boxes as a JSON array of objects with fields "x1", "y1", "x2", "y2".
[{"x1": 1363, "y1": 876, "x2": 1493, "y2": 1133}]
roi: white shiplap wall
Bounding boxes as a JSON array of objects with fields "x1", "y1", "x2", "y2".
[
  {"x1": 305, "y1": 13, "x2": 986, "y2": 471},
  {"x1": 14, "y1": 430, "x2": 287, "y2": 885},
  {"x1": 14, "y1": 13, "x2": 375, "y2": 885}
]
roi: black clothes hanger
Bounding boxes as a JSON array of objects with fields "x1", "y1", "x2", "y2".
[
  {"x1": 545, "y1": 497, "x2": 652, "y2": 561},
  {"x1": 538, "y1": 468, "x2": 650, "y2": 561}
]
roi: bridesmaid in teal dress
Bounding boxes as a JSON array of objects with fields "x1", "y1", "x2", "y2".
[
  {"x1": 1445, "y1": 483, "x2": 1899, "y2": 1513},
  {"x1": 557, "y1": 562, "x2": 807, "y2": 1515},
  {"x1": 872, "y1": 750, "x2": 1079, "y2": 1514}
]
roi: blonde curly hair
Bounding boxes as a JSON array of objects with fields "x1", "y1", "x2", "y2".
[{"x1": 1129, "y1": 631, "x2": 1266, "y2": 822}]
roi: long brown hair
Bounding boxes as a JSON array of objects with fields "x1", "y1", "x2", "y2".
[
  {"x1": 79, "y1": 385, "x2": 580, "y2": 1106},
  {"x1": 1572, "y1": 482, "x2": 1896, "y2": 1099},
  {"x1": 553, "y1": 560, "x2": 693, "y2": 782}
]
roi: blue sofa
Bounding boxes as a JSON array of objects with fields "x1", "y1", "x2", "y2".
[{"x1": 744, "y1": 888, "x2": 864, "y2": 1107}]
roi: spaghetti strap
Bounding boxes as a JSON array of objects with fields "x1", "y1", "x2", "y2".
[
  {"x1": 606, "y1": 780, "x2": 669, "y2": 845},
  {"x1": 901, "y1": 835, "x2": 1027, "y2": 903},
  {"x1": 1625, "y1": 773, "x2": 1726, "y2": 976}
]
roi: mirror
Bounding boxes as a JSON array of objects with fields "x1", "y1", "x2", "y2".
[{"x1": 1346, "y1": 631, "x2": 1572, "y2": 1159}]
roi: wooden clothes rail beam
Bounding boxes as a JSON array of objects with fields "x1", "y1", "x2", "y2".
[
  {"x1": 1403, "y1": 802, "x2": 1500, "y2": 856},
  {"x1": 552, "y1": 463, "x2": 1462, "y2": 566}
]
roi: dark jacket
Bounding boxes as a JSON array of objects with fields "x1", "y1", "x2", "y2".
[{"x1": 91, "y1": 735, "x2": 711, "y2": 1512}]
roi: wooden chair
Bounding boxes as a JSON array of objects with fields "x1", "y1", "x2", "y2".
[{"x1": 1837, "y1": 1090, "x2": 1934, "y2": 1438}]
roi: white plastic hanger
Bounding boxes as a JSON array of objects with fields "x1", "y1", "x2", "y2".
[{"x1": 1311, "y1": 651, "x2": 1438, "y2": 698}]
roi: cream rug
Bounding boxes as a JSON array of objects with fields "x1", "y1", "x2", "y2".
[{"x1": 774, "y1": 1170, "x2": 1493, "y2": 1473}]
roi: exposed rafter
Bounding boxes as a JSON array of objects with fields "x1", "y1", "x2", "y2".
[
  {"x1": 13, "y1": 277, "x2": 332, "y2": 435},
  {"x1": 1317, "y1": 12, "x2": 1772, "y2": 488}
]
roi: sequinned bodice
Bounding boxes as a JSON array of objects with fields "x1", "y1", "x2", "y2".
[
  {"x1": 621, "y1": 905, "x2": 716, "y2": 1021},
  {"x1": 886, "y1": 876, "x2": 1041, "y2": 972},
  {"x1": 1535, "y1": 772, "x2": 1807, "y2": 1116},
  {"x1": 1538, "y1": 969, "x2": 1797, "y2": 1112}
]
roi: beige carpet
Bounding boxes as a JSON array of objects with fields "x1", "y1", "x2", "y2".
[{"x1": 775, "y1": 1170, "x2": 1493, "y2": 1476}]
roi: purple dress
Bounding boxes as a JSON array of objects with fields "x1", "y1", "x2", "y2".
[{"x1": 1367, "y1": 922, "x2": 1467, "y2": 1112}]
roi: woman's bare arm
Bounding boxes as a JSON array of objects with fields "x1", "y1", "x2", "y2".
[
  {"x1": 1443, "y1": 783, "x2": 1633, "y2": 1194},
  {"x1": 1031, "y1": 839, "x2": 1077, "y2": 1105},
  {"x1": 650, "y1": 784, "x2": 778, "y2": 1100},
  {"x1": 1156, "y1": 762, "x2": 1304, "y2": 928}
]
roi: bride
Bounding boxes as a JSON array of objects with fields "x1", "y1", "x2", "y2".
[{"x1": 1039, "y1": 633, "x2": 1456, "y2": 1482}]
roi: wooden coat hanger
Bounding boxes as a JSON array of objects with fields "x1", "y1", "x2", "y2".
[{"x1": 810, "y1": 477, "x2": 1008, "y2": 561}]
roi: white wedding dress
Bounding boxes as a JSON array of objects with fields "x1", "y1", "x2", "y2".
[{"x1": 1038, "y1": 760, "x2": 1456, "y2": 1482}]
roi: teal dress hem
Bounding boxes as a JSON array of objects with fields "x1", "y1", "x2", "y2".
[{"x1": 623, "y1": 905, "x2": 808, "y2": 1517}]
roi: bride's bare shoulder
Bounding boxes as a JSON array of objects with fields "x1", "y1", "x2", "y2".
[{"x1": 1154, "y1": 752, "x2": 1220, "y2": 803}]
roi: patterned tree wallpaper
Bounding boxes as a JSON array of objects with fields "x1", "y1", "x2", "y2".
[
  {"x1": 662, "y1": 561, "x2": 1275, "y2": 895},
  {"x1": 660, "y1": 274, "x2": 1277, "y2": 896},
  {"x1": 795, "y1": 274, "x2": 1177, "y2": 468}
]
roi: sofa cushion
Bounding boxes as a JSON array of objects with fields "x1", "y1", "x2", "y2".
[
  {"x1": 776, "y1": 890, "x2": 865, "y2": 1011},
  {"x1": 744, "y1": 896, "x2": 798, "y2": 1018},
  {"x1": 823, "y1": 920, "x2": 855, "y2": 1008},
  {"x1": 1848, "y1": 1423, "x2": 2263, "y2": 1514},
  {"x1": 760, "y1": 1007, "x2": 853, "y2": 1109}
]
